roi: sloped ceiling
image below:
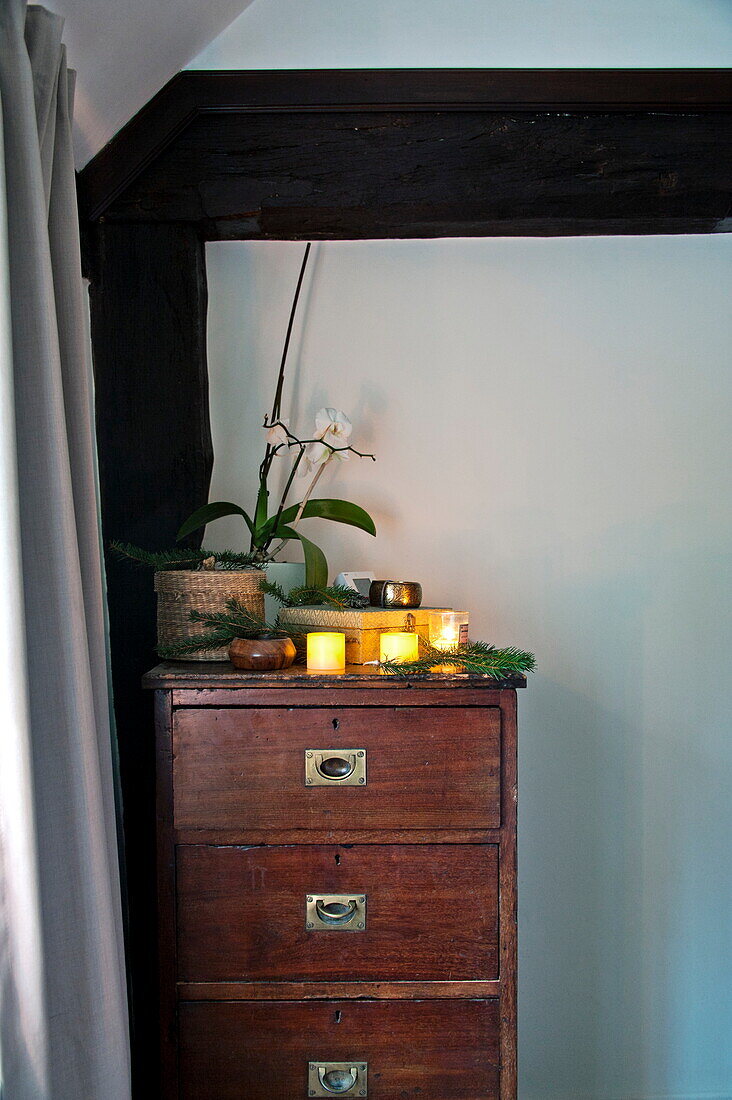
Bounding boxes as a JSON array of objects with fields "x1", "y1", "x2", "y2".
[{"x1": 45, "y1": 0, "x2": 255, "y2": 165}]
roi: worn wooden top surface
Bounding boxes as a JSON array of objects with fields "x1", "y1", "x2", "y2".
[{"x1": 142, "y1": 661, "x2": 526, "y2": 691}]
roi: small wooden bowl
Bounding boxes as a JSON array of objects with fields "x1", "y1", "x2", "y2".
[{"x1": 228, "y1": 634, "x2": 297, "y2": 671}]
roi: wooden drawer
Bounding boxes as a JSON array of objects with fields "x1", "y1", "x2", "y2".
[
  {"x1": 177, "y1": 844, "x2": 498, "y2": 982},
  {"x1": 178, "y1": 999, "x2": 500, "y2": 1099},
  {"x1": 173, "y1": 706, "x2": 501, "y2": 833}
]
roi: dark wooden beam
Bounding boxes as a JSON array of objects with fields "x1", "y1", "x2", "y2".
[
  {"x1": 85, "y1": 223, "x2": 212, "y2": 1093},
  {"x1": 92, "y1": 107, "x2": 732, "y2": 239},
  {"x1": 78, "y1": 68, "x2": 732, "y2": 228}
]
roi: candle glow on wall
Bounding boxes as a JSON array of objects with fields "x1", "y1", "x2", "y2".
[{"x1": 306, "y1": 632, "x2": 346, "y2": 671}]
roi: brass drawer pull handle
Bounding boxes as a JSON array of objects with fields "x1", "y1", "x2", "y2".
[
  {"x1": 318, "y1": 1065, "x2": 357, "y2": 1093},
  {"x1": 308, "y1": 1061, "x2": 368, "y2": 1096},
  {"x1": 306, "y1": 893, "x2": 367, "y2": 932},
  {"x1": 304, "y1": 749, "x2": 366, "y2": 787},
  {"x1": 317, "y1": 754, "x2": 355, "y2": 780},
  {"x1": 315, "y1": 898, "x2": 357, "y2": 925}
]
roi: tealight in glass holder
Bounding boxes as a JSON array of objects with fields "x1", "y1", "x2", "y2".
[{"x1": 429, "y1": 611, "x2": 469, "y2": 650}]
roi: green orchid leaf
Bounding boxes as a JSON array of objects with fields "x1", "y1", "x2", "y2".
[
  {"x1": 177, "y1": 502, "x2": 254, "y2": 541},
  {"x1": 276, "y1": 499, "x2": 376, "y2": 536},
  {"x1": 274, "y1": 525, "x2": 328, "y2": 588},
  {"x1": 254, "y1": 481, "x2": 269, "y2": 532}
]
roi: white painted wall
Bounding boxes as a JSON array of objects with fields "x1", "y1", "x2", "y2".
[
  {"x1": 193, "y1": 3, "x2": 732, "y2": 1096},
  {"x1": 189, "y1": 0, "x2": 732, "y2": 69},
  {"x1": 46, "y1": 0, "x2": 254, "y2": 165},
  {"x1": 205, "y1": 237, "x2": 732, "y2": 1099}
]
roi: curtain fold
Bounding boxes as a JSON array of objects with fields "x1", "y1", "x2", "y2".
[{"x1": 0, "y1": 3, "x2": 130, "y2": 1097}]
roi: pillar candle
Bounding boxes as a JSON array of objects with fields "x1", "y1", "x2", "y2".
[
  {"x1": 306, "y1": 631, "x2": 346, "y2": 671},
  {"x1": 379, "y1": 631, "x2": 419, "y2": 663}
]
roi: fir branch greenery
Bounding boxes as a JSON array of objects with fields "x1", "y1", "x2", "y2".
[
  {"x1": 211, "y1": 550, "x2": 263, "y2": 570},
  {"x1": 156, "y1": 598, "x2": 295, "y2": 658},
  {"x1": 110, "y1": 541, "x2": 260, "y2": 572},
  {"x1": 258, "y1": 578, "x2": 288, "y2": 605},
  {"x1": 260, "y1": 579, "x2": 369, "y2": 609},
  {"x1": 380, "y1": 639, "x2": 536, "y2": 680}
]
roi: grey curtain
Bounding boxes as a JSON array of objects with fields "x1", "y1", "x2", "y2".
[{"x1": 0, "y1": 3, "x2": 130, "y2": 1097}]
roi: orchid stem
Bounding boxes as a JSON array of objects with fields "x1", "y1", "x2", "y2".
[
  {"x1": 272, "y1": 243, "x2": 311, "y2": 425},
  {"x1": 266, "y1": 419, "x2": 376, "y2": 462},
  {"x1": 292, "y1": 460, "x2": 328, "y2": 526},
  {"x1": 270, "y1": 447, "x2": 305, "y2": 536},
  {"x1": 267, "y1": 459, "x2": 329, "y2": 559}
]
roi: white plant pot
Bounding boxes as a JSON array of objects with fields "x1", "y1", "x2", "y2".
[{"x1": 264, "y1": 561, "x2": 306, "y2": 625}]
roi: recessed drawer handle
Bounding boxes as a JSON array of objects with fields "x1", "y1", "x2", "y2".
[
  {"x1": 304, "y1": 749, "x2": 366, "y2": 787},
  {"x1": 315, "y1": 898, "x2": 357, "y2": 925},
  {"x1": 308, "y1": 1061, "x2": 368, "y2": 1096},
  {"x1": 318, "y1": 1065, "x2": 358, "y2": 1092},
  {"x1": 306, "y1": 893, "x2": 366, "y2": 931},
  {"x1": 317, "y1": 754, "x2": 355, "y2": 780}
]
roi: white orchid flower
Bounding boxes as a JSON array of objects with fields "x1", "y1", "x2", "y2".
[
  {"x1": 264, "y1": 417, "x2": 290, "y2": 447},
  {"x1": 315, "y1": 408, "x2": 352, "y2": 446},
  {"x1": 295, "y1": 441, "x2": 328, "y2": 477}
]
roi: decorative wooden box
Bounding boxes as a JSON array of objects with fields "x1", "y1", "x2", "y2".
[
  {"x1": 276, "y1": 605, "x2": 450, "y2": 664},
  {"x1": 144, "y1": 662, "x2": 523, "y2": 1099}
]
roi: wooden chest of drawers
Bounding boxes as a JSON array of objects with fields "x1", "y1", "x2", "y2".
[{"x1": 145, "y1": 663, "x2": 523, "y2": 1099}]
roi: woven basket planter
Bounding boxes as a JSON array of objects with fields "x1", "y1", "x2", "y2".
[{"x1": 154, "y1": 569, "x2": 264, "y2": 661}]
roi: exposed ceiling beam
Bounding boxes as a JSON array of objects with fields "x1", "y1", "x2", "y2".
[{"x1": 78, "y1": 69, "x2": 732, "y2": 236}]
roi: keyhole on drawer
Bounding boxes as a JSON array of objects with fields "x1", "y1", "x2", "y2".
[
  {"x1": 334, "y1": 853, "x2": 341, "y2": 866},
  {"x1": 332, "y1": 718, "x2": 339, "y2": 730},
  {"x1": 334, "y1": 1010, "x2": 342, "y2": 1024}
]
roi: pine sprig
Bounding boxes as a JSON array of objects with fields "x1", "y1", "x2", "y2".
[
  {"x1": 380, "y1": 639, "x2": 536, "y2": 680},
  {"x1": 261, "y1": 579, "x2": 369, "y2": 609},
  {"x1": 110, "y1": 542, "x2": 206, "y2": 570},
  {"x1": 111, "y1": 541, "x2": 260, "y2": 571},
  {"x1": 215, "y1": 550, "x2": 263, "y2": 570},
  {"x1": 158, "y1": 630, "x2": 242, "y2": 658},
  {"x1": 259, "y1": 578, "x2": 288, "y2": 605},
  {"x1": 157, "y1": 598, "x2": 288, "y2": 658},
  {"x1": 188, "y1": 598, "x2": 274, "y2": 638}
]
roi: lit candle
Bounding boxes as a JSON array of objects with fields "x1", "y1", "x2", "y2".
[
  {"x1": 306, "y1": 632, "x2": 346, "y2": 671},
  {"x1": 379, "y1": 631, "x2": 419, "y2": 663},
  {"x1": 429, "y1": 611, "x2": 469, "y2": 650}
]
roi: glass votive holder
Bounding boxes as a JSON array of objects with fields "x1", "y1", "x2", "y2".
[
  {"x1": 379, "y1": 631, "x2": 419, "y2": 663},
  {"x1": 429, "y1": 611, "x2": 469, "y2": 650},
  {"x1": 306, "y1": 631, "x2": 346, "y2": 671}
]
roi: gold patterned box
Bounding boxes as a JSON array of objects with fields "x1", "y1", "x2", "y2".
[{"x1": 277, "y1": 605, "x2": 451, "y2": 665}]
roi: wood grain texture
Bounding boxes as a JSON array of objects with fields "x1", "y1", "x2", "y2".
[
  {"x1": 173, "y1": 706, "x2": 501, "y2": 833},
  {"x1": 228, "y1": 635, "x2": 296, "y2": 670},
  {"x1": 143, "y1": 660, "x2": 526, "y2": 691},
  {"x1": 178, "y1": 998, "x2": 500, "y2": 1099},
  {"x1": 152, "y1": 680, "x2": 519, "y2": 1097},
  {"x1": 155, "y1": 692, "x2": 178, "y2": 1100},
  {"x1": 176, "y1": 844, "x2": 498, "y2": 982},
  {"x1": 177, "y1": 979, "x2": 501, "y2": 1000},
  {"x1": 78, "y1": 69, "x2": 732, "y2": 226},
  {"x1": 173, "y1": 827, "x2": 500, "y2": 845},
  {"x1": 168, "y1": 685, "x2": 515, "y2": 709},
  {"x1": 86, "y1": 223, "x2": 212, "y2": 1095},
  {"x1": 498, "y1": 690, "x2": 518, "y2": 1098},
  {"x1": 96, "y1": 107, "x2": 732, "y2": 239}
]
